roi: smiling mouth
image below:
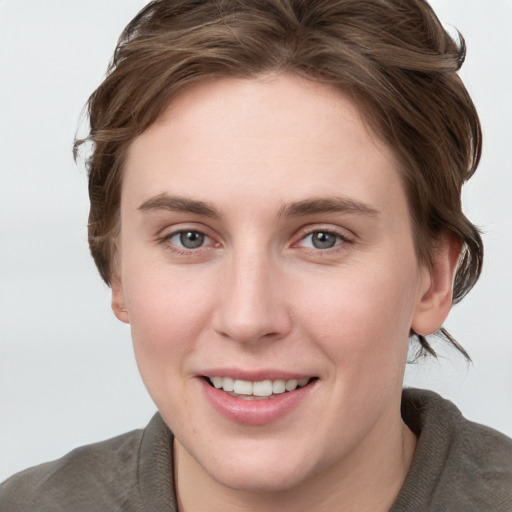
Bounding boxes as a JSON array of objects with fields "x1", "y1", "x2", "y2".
[{"x1": 205, "y1": 376, "x2": 316, "y2": 400}]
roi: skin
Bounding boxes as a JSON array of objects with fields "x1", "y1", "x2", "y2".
[{"x1": 112, "y1": 74, "x2": 459, "y2": 512}]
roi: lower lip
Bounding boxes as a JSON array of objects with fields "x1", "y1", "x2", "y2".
[{"x1": 200, "y1": 378, "x2": 315, "y2": 426}]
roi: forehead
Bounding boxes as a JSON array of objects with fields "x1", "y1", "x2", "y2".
[{"x1": 122, "y1": 74, "x2": 407, "y2": 221}]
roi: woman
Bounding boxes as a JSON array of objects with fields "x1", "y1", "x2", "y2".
[{"x1": 1, "y1": 0, "x2": 511, "y2": 510}]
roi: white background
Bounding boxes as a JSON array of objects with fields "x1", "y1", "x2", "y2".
[{"x1": 1, "y1": 0, "x2": 511, "y2": 482}]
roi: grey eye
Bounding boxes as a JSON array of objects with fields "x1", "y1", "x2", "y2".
[
  {"x1": 310, "y1": 232, "x2": 338, "y2": 249},
  {"x1": 177, "y1": 231, "x2": 206, "y2": 249},
  {"x1": 297, "y1": 231, "x2": 342, "y2": 250}
]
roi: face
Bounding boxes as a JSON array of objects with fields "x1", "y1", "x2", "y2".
[{"x1": 113, "y1": 74, "x2": 441, "y2": 493}]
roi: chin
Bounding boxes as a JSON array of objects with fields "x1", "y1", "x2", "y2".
[
  {"x1": 209, "y1": 462, "x2": 312, "y2": 494},
  {"x1": 194, "y1": 439, "x2": 325, "y2": 494}
]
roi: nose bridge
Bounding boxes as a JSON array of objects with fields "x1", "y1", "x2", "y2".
[{"x1": 213, "y1": 242, "x2": 290, "y2": 343}]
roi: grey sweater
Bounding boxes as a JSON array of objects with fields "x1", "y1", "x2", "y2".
[{"x1": 1, "y1": 389, "x2": 511, "y2": 511}]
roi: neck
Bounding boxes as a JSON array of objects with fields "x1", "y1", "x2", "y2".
[{"x1": 173, "y1": 411, "x2": 416, "y2": 512}]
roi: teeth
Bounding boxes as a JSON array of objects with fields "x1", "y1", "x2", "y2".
[
  {"x1": 222, "y1": 377, "x2": 234, "y2": 392},
  {"x1": 253, "y1": 380, "x2": 273, "y2": 397},
  {"x1": 233, "y1": 379, "x2": 253, "y2": 395},
  {"x1": 272, "y1": 379, "x2": 286, "y2": 394},
  {"x1": 211, "y1": 376, "x2": 223, "y2": 389},
  {"x1": 285, "y1": 379, "x2": 298, "y2": 392},
  {"x1": 208, "y1": 376, "x2": 311, "y2": 397}
]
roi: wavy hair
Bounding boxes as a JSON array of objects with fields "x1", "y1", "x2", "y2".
[{"x1": 75, "y1": 0, "x2": 483, "y2": 359}]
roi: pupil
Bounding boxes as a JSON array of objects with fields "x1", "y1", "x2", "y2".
[
  {"x1": 313, "y1": 232, "x2": 336, "y2": 249},
  {"x1": 180, "y1": 231, "x2": 204, "y2": 249}
]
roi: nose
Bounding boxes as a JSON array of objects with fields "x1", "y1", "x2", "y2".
[{"x1": 212, "y1": 249, "x2": 292, "y2": 345}]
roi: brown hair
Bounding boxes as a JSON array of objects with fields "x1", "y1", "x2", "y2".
[{"x1": 75, "y1": 0, "x2": 483, "y2": 359}]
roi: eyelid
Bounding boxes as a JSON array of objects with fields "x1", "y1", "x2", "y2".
[
  {"x1": 156, "y1": 223, "x2": 221, "y2": 253},
  {"x1": 156, "y1": 221, "x2": 215, "y2": 239},
  {"x1": 170, "y1": 230, "x2": 213, "y2": 248},
  {"x1": 292, "y1": 224, "x2": 356, "y2": 249}
]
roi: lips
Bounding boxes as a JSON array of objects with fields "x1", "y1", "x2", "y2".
[{"x1": 201, "y1": 374, "x2": 317, "y2": 425}]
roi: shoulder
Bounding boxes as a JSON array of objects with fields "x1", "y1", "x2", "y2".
[
  {"x1": 0, "y1": 412, "x2": 176, "y2": 511},
  {"x1": 402, "y1": 388, "x2": 512, "y2": 473},
  {"x1": 0, "y1": 427, "x2": 145, "y2": 512},
  {"x1": 394, "y1": 388, "x2": 512, "y2": 512}
]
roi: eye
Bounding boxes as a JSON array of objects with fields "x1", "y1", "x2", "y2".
[
  {"x1": 169, "y1": 230, "x2": 211, "y2": 250},
  {"x1": 298, "y1": 230, "x2": 344, "y2": 250}
]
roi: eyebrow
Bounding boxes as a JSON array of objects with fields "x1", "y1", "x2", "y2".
[
  {"x1": 138, "y1": 194, "x2": 221, "y2": 218},
  {"x1": 137, "y1": 194, "x2": 380, "y2": 219},
  {"x1": 279, "y1": 197, "x2": 380, "y2": 218}
]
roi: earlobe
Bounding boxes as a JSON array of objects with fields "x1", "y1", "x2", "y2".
[
  {"x1": 111, "y1": 278, "x2": 130, "y2": 324},
  {"x1": 411, "y1": 235, "x2": 462, "y2": 336}
]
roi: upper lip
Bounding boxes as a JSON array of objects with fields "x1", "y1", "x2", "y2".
[{"x1": 199, "y1": 369, "x2": 315, "y2": 381}]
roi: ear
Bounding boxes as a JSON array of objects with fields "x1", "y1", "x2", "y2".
[
  {"x1": 412, "y1": 234, "x2": 462, "y2": 336},
  {"x1": 111, "y1": 277, "x2": 130, "y2": 324}
]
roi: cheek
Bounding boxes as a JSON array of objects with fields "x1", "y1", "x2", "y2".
[
  {"x1": 123, "y1": 269, "x2": 214, "y2": 388},
  {"x1": 125, "y1": 259, "x2": 212, "y2": 334},
  {"x1": 298, "y1": 258, "x2": 420, "y2": 372}
]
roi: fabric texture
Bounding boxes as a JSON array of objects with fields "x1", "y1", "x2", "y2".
[{"x1": 1, "y1": 388, "x2": 511, "y2": 511}]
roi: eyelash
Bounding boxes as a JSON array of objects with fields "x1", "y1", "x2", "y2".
[
  {"x1": 294, "y1": 228, "x2": 354, "y2": 252},
  {"x1": 156, "y1": 229, "x2": 217, "y2": 256},
  {"x1": 156, "y1": 226, "x2": 354, "y2": 256}
]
